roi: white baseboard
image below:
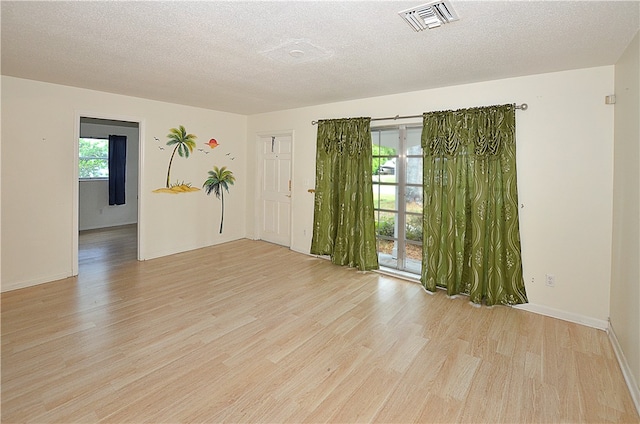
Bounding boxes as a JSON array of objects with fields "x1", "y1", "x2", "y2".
[
  {"x1": 514, "y1": 303, "x2": 609, "y2": 330},
  {"x1": 1, "y1": 271, "x2": 73, "y2": 293},
  {"x1": 290, "y1": 246, "x2": 318, "y2": 257},
  {"x1": 142, "y1": 236, "x2": 243, "y2": 260},
  {"x1": 608, "y1": 322, "x2": 640, "y2": 416},
  {"x1": 79, "y1": 221, "x2": 137, "y2": 231},
  {"x1": 289, "y1": 246, "x2": 306, "y2": 255}
]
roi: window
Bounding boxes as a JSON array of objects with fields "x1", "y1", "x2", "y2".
[
  {"x1": 372, "y1": 125, "x2": 423, "y2": 275},
  {"x1": 79, "y1": 138, "x2": 108, "y2": 179}
]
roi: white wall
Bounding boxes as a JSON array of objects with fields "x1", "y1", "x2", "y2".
[
  {"x1": 1, "y1": 67, "x2": 620, "y2": 328},
  {"x1": 79, "y1": 120, "x2": 139, "y2": 231},
  {"x1": 611, "y1": 30, "x2": 640, "y2": 407},
  {"x1": 247, "y1": 66, "x2": 615, "y2": 326},
  {"x1": 1, "y1": 76, "x2": 247, "y2": 292}
]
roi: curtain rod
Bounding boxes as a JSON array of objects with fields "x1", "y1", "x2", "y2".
[{"x1": 311, "y1": 103, "x2": 528, "y2": 125}]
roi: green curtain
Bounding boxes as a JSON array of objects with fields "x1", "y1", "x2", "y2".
[
  {"x1": 310, "y1": 117, "x2": 379, "y2": 271},
  {"x1": 421, "y1": 104, "x2": 527, "y2": 305}
]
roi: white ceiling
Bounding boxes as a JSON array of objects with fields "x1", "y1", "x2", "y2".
[{"x1": 2, "y1": 1, "x2": 639, "y2": 115}]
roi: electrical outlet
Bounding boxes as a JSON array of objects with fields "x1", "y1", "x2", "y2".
[{"x1": 545, "y1": 274, "x2": 555, "y2": 287}]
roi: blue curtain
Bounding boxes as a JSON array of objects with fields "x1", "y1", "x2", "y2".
[{"x1": 108, "y1": 135, "x2": 127, "y2": 205}]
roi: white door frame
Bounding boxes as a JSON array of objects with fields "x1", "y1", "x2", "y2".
[
  {"x1": 254, "y1": 130, "x2": 294, "y2": 246},
  {"x1": 73, "y1": 111, "x2": 146, "y2": 276}
]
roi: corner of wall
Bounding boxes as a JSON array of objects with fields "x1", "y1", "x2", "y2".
[{"x1": 609, "y1": 322, "x2": 640, "y2": 416}]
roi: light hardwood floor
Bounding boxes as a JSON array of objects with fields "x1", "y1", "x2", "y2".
[{"x1": 2, "y1": 226, "x2": 638, "y2": 423}]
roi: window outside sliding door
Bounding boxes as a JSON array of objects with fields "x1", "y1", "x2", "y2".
[{"x1": 372, "y1": 125, "x2": 423, "y2": 275}]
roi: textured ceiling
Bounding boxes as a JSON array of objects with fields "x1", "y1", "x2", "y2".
[{"x1": 2, "y1": 1, "x2": 639, "y2": 115}]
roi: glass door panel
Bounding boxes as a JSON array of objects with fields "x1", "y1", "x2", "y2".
[
  {"x1": 372, "y1": 125, "x2": 422, "y2": 275},
  {"x1": 405, "y1": 213, "x2": 422, "y2": 243},
  {"x1": 405, "y1": 187, "x2": 422, "y2": 214},
  {"x1": 404, "y1": 243, "x2": 422, "y2": 274},
  {"x1": 375, "y1": 210, "x2": 398, "y2": 268},
  {"x1": 406, "y1": 157, "x2": 423, "y2": 184}
]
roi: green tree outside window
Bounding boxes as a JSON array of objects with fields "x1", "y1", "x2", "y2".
[{"x1": 79, "y1": 138, "x2": 108, "y2": 179}]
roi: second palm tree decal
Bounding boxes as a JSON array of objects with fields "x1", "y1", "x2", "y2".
[
  {"x1": 203, "y1": 166, "x2": 236, "y2": 233},
  {"x1": 165, "y1": 125, "x2": 197, "y2": 188}
]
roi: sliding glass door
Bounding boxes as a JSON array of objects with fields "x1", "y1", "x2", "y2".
[{"x1": 372, "y1": 125, "x2": 423, "y2": 275}]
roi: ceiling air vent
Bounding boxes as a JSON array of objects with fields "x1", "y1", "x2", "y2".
[{"x1": 399, "y1": 0, "x2": 459, "y2": 32}]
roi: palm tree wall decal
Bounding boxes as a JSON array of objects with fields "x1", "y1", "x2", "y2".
[
  {"x1": 165, "y1": 126, "x2": 197, "y2": 188},
  {"x1": 203, "y1": 166, "x2": 236, "y2": 233}
]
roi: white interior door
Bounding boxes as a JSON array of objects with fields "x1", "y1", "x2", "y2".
[{"x1": 260, "y1": 134, "x2": 292, "y2": 246}]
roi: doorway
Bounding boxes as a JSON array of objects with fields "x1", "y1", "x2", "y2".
[
  {"x1": 258, "y1": 133, "x2": 292, "y2": 247},
  {"x1": 73, "y1": 114, "x2": 143, "y2": 275}
]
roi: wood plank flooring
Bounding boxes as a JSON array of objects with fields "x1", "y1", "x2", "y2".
[
  {"x1": 2, "y1": 227, "x2": 638, "y2": 423},
  {"x1": 78, "y1": 224, "x2": 138, "y2": 270}
]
